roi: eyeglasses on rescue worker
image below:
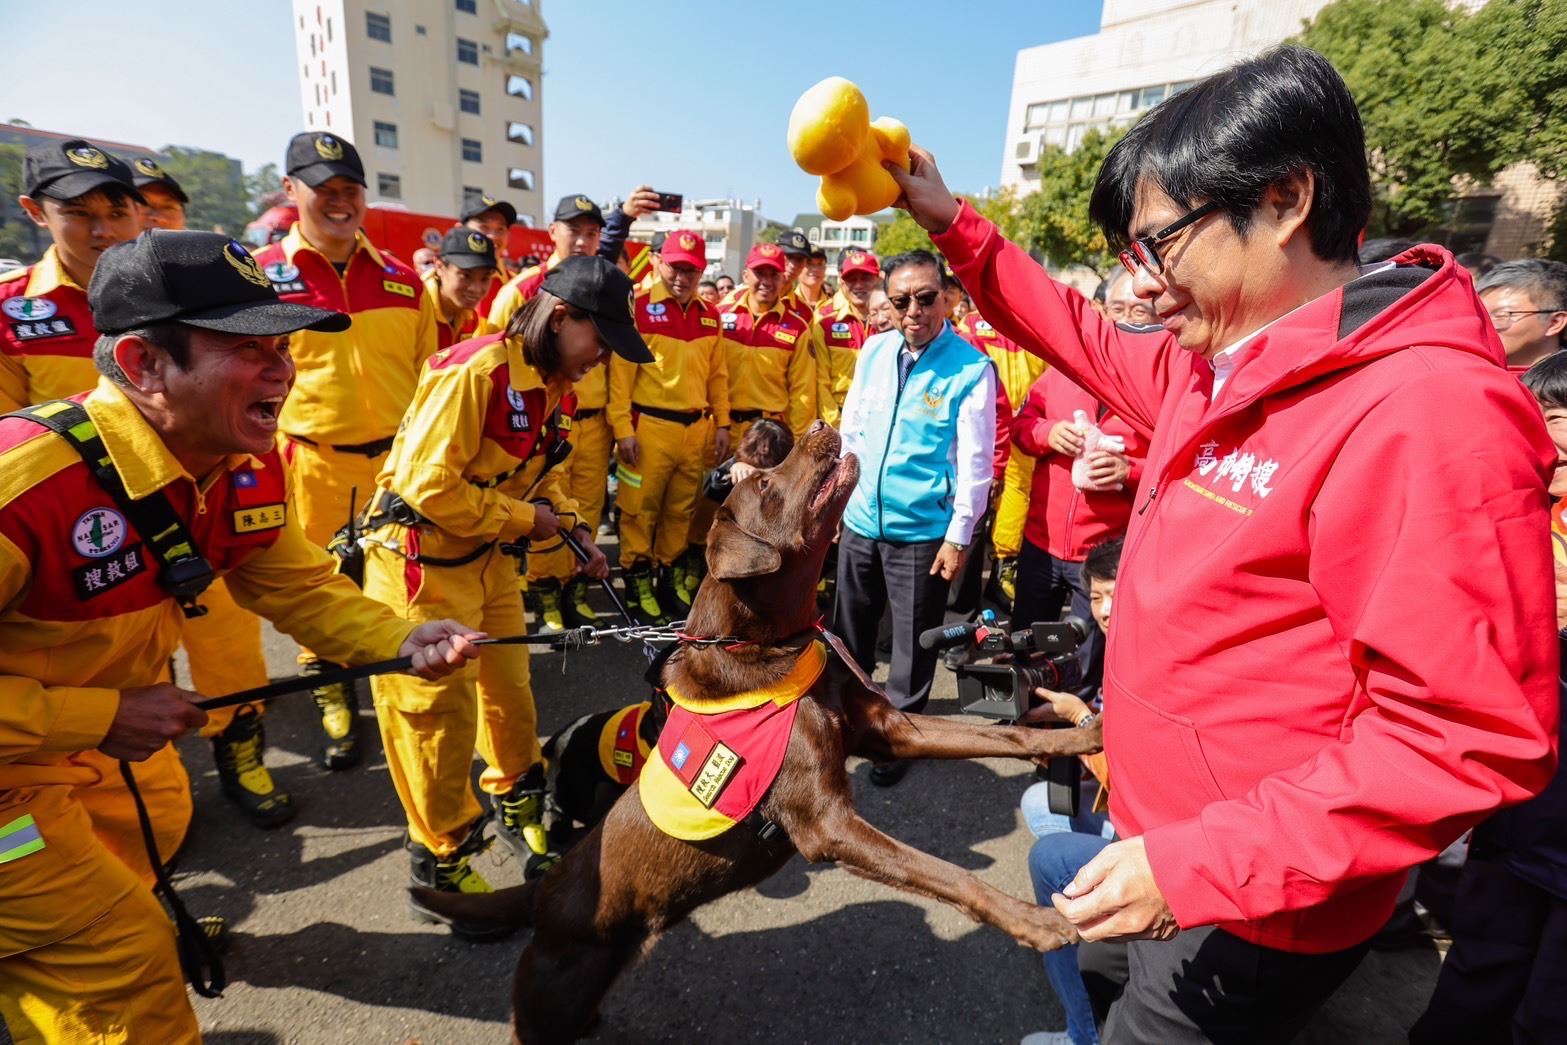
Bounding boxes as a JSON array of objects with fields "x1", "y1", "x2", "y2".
[
  {"x1": 1119, "y1": 200, "x2": 1223, "y2": 278},
  {"x1": 889, "y1": 289, "x2": 943, "y2": 313},
  {"x1": 1488, "y1": 309, "x2": 1558, "y2": 331}
]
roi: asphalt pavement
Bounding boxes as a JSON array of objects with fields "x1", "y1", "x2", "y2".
[{"x1": 3, "y1": 555, "x2": 1443, "y2": 1044}]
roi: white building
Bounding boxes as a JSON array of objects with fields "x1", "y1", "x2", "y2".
[
  {"x1": 1000, "y1": 0, "x2": 1333, "y2": 191},
  {"x1": 627, "y1": 199, "x2": 787, "y2": 279},
  {"x1": 291, "y1": 0, "x2": 547, "y2": 222}
]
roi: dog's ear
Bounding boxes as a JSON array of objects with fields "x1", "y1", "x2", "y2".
[{"x1": 706, "y1": 517, "x2": 782, "y2": 580}]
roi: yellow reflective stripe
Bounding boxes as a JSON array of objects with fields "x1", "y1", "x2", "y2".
[{"x1": 0, "y1": 814, "x2": 45, "y2": 864}]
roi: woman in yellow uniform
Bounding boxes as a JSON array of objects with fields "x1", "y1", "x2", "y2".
[{"x1": 361, "y1": 257, "x2": 651, "y2": 936}]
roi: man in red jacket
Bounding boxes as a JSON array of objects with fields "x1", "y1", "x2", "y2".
[{"x1": 891, "y1": 46, "x2": 1559, "y2": 1042}]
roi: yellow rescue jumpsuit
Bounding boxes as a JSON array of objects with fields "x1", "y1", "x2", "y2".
[
  {"x1": 364, "y1": 334, "x2": 579, "y2": 856},
  {"x1": 958, "y1": 312, "x2": 1047, "y2": 560},
  {"x1": 810, "y1": 289, "x2": 873, "y2": 428},
  {"x1": 609, "y1": 279, "x2": 730, "y2": 568},
  {"x1": 0, "y1": 381, "x2": 413, "y2": 1044}
]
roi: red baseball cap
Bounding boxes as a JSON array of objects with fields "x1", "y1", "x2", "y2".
[
  {"x1": 838, "y1": 248, "x2": 880, "y2": 279},
  {"x1": 661, "y1": 229, "x2": 706, "y2": 269},
  {"x1": 746, "y1": 241, "x2": 786, "y2": 272}
]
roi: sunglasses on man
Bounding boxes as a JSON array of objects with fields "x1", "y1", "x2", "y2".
[{"x1": 889, "y1": 289, "x2": 943, "y2": 313}]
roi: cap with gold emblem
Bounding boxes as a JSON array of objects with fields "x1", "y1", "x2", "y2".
[
  {"x1": 90, "y1": 230, "x2": 350, "y2": 336},
  {"x1": 660, "y1": 229, "x2": 706, "y2": 270},
  {"x1": 837, "y1": 248, "x2": 880, "y2": 279},
  {"x1": 776, "y1": 229, "x2": 811, "y2": 257},
  {"x1": 130, "y1": 158, "x2": 190, "y2": 204},
  {"x1": 551, "y1": 193, "x2": 605, "y2": 226},
  {"x1": 540, "y1": 255, "x2": 653, "y2": 363},
  {"x1": 438, "y1": 226, "x2": 500, "y2": 271},
  {"x1": 285, "y1": 132, "x2": 366, "y2": 188},
  {"x1": 459, "y1": 194, "x2": 518, "y2": 226},
  {"x1": 24, "y1": 138, "x2": 146, "y2": 204},
  {"x1": 745, "y1": 241, "x2": 786, "y2": 273}
]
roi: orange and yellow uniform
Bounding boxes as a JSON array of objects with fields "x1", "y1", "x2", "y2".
[
  {"x1": 253, "y1": 225, "x2": 438, "y2": 557},
  {"x1": 364, "y1": 333, "x2": 578, "y2": 856},
  {"x1": 811, "y1": 288, "x2": 873, "y2": 427},
  {"x1": 609, "y1": 279, "x2": 729, "y2": 569},
  {"x1": 957, "y1": 311, "x2": 1047, "y2": 559},
  {"x1": 424, "y1": 270, "x2": 485, "y2": 351},
  {"x1": 0, "y1": 381, "x2": 413, "y2": 1044},
  {"x1": 488, "y1": 256, "x2": 612, "y2": 585}
]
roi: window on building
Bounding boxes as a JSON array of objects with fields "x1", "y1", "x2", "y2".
[
  {"x1": 506, "y1": 32, "x2": 532, "y2": 54},
  {"x1": 314, "y1": 83, "x2": 321, "y2": 105},
  {"x1": 331, "y1": 70, "x2": 337, "y2": 94},
  {"x1": 1048, "y1": 99, "x2": 1069, "y2": 123},
  {"x1": 517, "y1": 214, "x2": 534, "y2": 227},
  {"x1": 1043, "y1": 126, "x2": 1067, "y2": 148},
  {"x1": 1170, "y1": 80, "x2": 1196, "y2": 97},
  {"x1": 366, "y1": 11, "x2": 391, "y2": 42},
  {"x1": 508, "y1": 168, "x2": 535, "y2": 191},
  {"x1": 506, "y1": 75, "x2": 533, "y2": 100},
  {"x1": 463, "y1": 185, "x2": 485, "y2": 206},
  {"x1": 416, "y1": 24, "x2": 426, "y2": 35},
  {"x1": 1092, "y1": 92, "x2": 1116, "y2": 118},
  {"x1": 850, "y1": 228, "x2": 870, "y2": 243},
  {"x1": 456, "y1": 0, "x2": 477, "y2": 11},
  {"x1": 374, "y1": 121, "x2": 398, "y2": 148},
  {"x1": 808, "y1": 227, "x2": 820, "y2": 243},
  {"x1": 457, "y1": 38, "x2": 479, "y2": 65},
  {"x1": 1069, "y1": 96, "x2": 1092, "y2": 120},
  {"x1": 1117, "y1": 90, "x2": 1139, "y2": 114},
  {"x1": 460, "y1": 89, "x2": 481, "y2": 115},
  {"x1": 1024, "y1": 102, "x2": 1051, "y2": 131},
  {"x1": 1141, "y1": 84, "x2": 1166, "y2": 107},
  {"x1": 506, "y1": 121, "x2": 534, "y2": 146},
  {"x1": 309, "y1": 34, "x2": 316, "y2": 56},
  {"x1": 370, "y1": 66, "x2": 394, "y2": 95},
  {"x1": 1066, "y1": 124, "x2": 1088, "y2": 151},
  {"x1": 462, "y1": 138, "x2": 483, "y2": 162},
  {"x1": 378, "y1": 173, "x2": 401, "y2": 199}
]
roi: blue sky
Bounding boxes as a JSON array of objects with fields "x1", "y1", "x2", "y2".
[{"x1": 0, "y1": 0, "x2": 1103, "y2": 221}]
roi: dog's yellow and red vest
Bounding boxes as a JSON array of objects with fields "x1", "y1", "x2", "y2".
[{"x1": 638, "y1": 641, "x2": 827, "y2": 840}]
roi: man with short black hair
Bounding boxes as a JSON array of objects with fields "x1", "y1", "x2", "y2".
[
  {"x1": 427, "y1": 226, "x2": 498, "y2": 349},
  {"x1": 797, "y1": 245, "x2": 829, "y2": 308},
  {"x1": 776, "y1": 228, "x2": 811, "y2": 303},
  {"x1": 130, "y1": 158, "x2": 188, "y2": 231},
  {"x1": 459, "y1": 194, "x2": 517, "y2": 313},
  {"x1": 1477, "y1": 258, "x2": 1567, "y2": 371},
  {"x1": 814, "y1": 248, "x2": 879, "y2": 426}
]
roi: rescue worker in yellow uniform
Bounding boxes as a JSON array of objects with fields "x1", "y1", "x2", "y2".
[
  {"x1": 3, "y1": 142, "x2": 288, "y2": 833},
  {"x1": 796, "y1": 244, "x2": 830, "y2": 310},
  {"x1": 426, "y1": 226, "x2": 496, "y2": 349},
  {"x1": 609, "y1": 230, "x2": 731, "y2": 624},
  {"x1": 364, "y1": 256, "x2": 639, "y2": 932},
  {"x1": 813, "y1": 248, "x2": 880, "y2": 427},
  {"x1": 487, "y1": 189, "x2": 656, "y2": 630},
  {"x1": 460, "y1": 195, "x2": 517, "y2": 321},
  {"x1": 957, "y1": 307, "x2": 1046, "y2": 605},
  {"x1": 0, "y1": 229, "x2": 480, "y2": 1044},
  {"x1": 129, "y1": 157, "x2": 187, "y2": 230},
  {"x1": 253, "y1": 132, "x2": 440, "y2": 770},
  {"x1": 775, "y1": 229, "x2": 812, "y2": 306},
  {"x1": 675, "y1": 242, "x2": 817, "y2": 600}
]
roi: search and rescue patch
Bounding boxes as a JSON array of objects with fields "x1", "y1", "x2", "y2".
[
  {"x1": 3, "y1": 297, "x2": 56, "y2": 322},
  {"x1": 0, "y1": 814, "x2": 45, "y2": 865},
  {"x1": 973, "y1": 320, "x2": 996, "y2": 336},
  {"x1": 233, "y1": 503, "x2": 287, "y2": 533},
  {"x1": 382, "y1": 279, "x2": 416, "y2": 298},
  {"x1": 721, "y1": 313, "x2": 739, "y2": 330},
  {"x1": 74, "y1": 542, "x2": 146, "y2": 600},
  {"x1": 73, "y1": 508, "x2": 127, "y2": 559},
  {"x1": 264, "y1": 262, "x2": 305, "y2": 294},
  {"x1": 8, "y1": 316, "x2": 77, "y2": 341}
]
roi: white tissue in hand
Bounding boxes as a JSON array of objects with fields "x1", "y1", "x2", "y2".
[{"x1": 1071, "y1": 409, "x2": 1125, "y2": 492}]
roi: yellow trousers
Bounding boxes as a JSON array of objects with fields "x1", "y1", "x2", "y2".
[
  {"x1": 184, "y1": 576, "x2": 271, "y2": 736},
  {"x1": 990, "y1": 453, "x2": 1036, "y2": 560},
  {"x1": 618, "y1": 415, "x2": 711, "y2": 568},
  {"x1": 528, "y1": 409, "x2": 611, "y2": 583},
  {"x1": 365, "y1": 539, "x2": 541, "y2": 857},
  {"x1": 0, "y1": 786, "x2": 198, "y2": 1044},
  {"x1": 73, "y1": 744, "x2": 192, "y2": 886}
]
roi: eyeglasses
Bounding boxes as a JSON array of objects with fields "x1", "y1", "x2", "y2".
[
  {"x1": 1488, "y1": 309, "x2": 1556, "y2": 331},
  {"x1": 888, "y1": 289, "x2": 943, "y2": 313},
  {"x1": 1119, "y1": 200, "x2": 1222, "y2": 277}
]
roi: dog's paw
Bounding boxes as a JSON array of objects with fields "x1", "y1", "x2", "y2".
[
  {"x1": 1008, "y1": 905, "x2": 1081, "y2": 952},
  {"x1": 1056, "y1": 717, "x2": 1104, "y2": 756}
]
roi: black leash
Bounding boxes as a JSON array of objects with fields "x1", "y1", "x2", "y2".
[{"x1": 119, "y1": 760, "x2": 226, "y2": 998}]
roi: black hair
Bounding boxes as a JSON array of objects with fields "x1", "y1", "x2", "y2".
[
  {"x1": 1358, "y1": 238, "x2": 1418, "y2": 264},
  {"x1": 736, "y1": 419, "x2": 793, "y2": 469},
  {"x1": 1522, "y1": 352, "x2": 1567, "y2": 411},
  {"x1": 1093, "y1": 277, "x2": 1112, "y2": 304},
  {"x1": 1081, "y1": 536, "x2": 1124, "y2": 586},
  {"x1": 38, "y1": 183, "x2": 140, "y2": 209},
  {"x1": 1477, "y1": 259, "x2": 1567, "y2": 313},
  {"x1": 93, "y1": 322, "x2": 194, "y2": 385},
  {"x1": 882, "y1": 249, "x2": 943, "y2": 283},
  {"x1": 506, "y1": 290, "x2": 590, "y2": 377},
  {"x1": 1089, "y1": 45, "x2": 1370, "y2": 265},
  {"x1": 698, "y1": 279, "x2": 718, "y2": 290}
]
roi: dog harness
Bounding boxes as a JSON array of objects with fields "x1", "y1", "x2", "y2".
[
  {"x1": 638, "y1": 640, "x2": 827, "y2": 840},
  {"x1": 597, "y1": 700, "x2": 656, "y2": 785}
]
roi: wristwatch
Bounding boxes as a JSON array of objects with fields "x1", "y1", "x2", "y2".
[{"x1": 945, "y1": 539, "x2": 968, "y2": 551}]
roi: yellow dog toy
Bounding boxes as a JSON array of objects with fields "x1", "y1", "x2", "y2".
[{"x1": 787, "y1": 77, "x2": 911, "y2": 221}]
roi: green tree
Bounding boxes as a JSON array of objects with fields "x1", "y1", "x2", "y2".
[
  {"x1": 1016, "y1": 126, "x2": 1126, "y2": 275},
  {"x1": 246, "y1": 162, "x2": 284, "y2": 214},
  {"x1": 158, "y1": 146, "x2": 251, "y2": 235},
  {"x1": 870, "y1": 210, "x2": 935, "y2": 256},
  {"x1": 755, "y1": 225, "x2": 782, "y2": 244},
  {"x1": 0, "y1": 142, "x2": 45, "y2": 265}
]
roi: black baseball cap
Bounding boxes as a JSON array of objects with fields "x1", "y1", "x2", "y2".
[
  {"x1": 285, "y1": 132, "x2": 366, "y2": 188},
  {"x1": 460, "y1": 195, "x2": 518, "y2": 226},
  {"x1": 24, "y1": 139, "x2": 146, "y2": 204},
  {"x1": 540, "y1": 255, "x2": 653, "y2": 363},
  {"x1": 439, "y1": 226, "x2": 499, "y2": 270},
  {"x1": 90, "y1": 230, "x2": 350, "y2": 337},
  {"x1": 129, "y1": 158, "x2": 189, "y2": 204},
  {"x1": 777, "y1": 229, "x2": 811, "y2": 257},
  {"x1": 551, "y1": 194, "x2": 605, "y2": 226}
]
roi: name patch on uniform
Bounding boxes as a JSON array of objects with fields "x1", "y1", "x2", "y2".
[
  {"x1": 2, "y1": 297, "x2": 56, "y2": 321},
  {"x1": 382, "y1": 279, "x2": 416, "y2": 298},
  {"x1": 233, "y1": 503, "x2": 287, "y2": 533},
  {"x1": 773, "y1": 330, "x2": 798, "y2": 345},
  {"x1": 73, "y1": 543, "x2": 145, "y2": 600},
  {"x1": 689, "y1": 743, "x2": 741, "y2": 808},
  {"x1": 9, "y1": 317, "x2": 77, "y2": 341},
  {"x1": 700, "y1": 316, "x2": 718, "y2": 328}
]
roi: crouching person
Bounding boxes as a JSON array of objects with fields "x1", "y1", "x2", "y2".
[
  {"x1": 0, "y1": 230, "x2": 480, "y2": 1044},
  {"x1": 361, "y1": 256, "x2": 648, "y2": 937}
]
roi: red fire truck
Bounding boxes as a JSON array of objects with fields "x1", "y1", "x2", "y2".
[{"x1": 243, "y1": 202, "x2": 555, "y2": 267}]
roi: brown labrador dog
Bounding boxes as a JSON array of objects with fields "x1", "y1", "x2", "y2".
[{"x1": 413, "y1": 422, "x2": 1104, "y2": 1044}]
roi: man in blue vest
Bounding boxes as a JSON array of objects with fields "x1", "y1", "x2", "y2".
[{"x1": 835, "y1": 249, "x2": 998, "y2": 786}]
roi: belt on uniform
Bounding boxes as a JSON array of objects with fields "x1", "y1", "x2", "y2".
[
  {"x1": 286, "y1": 433, "x2": 396, "y2": 457},
  {"x1": 574, "y1": 407, "x2": 603, "y2": 420},
  {"x1": 729, "y1": 408, "x2": 768, "y2": 423},
  {"x1": 360, "y1": 491, "x2": 495, "y2": 567},
  {"x1": 634, "y1": 404, "x2": 704, "y2": 425}
]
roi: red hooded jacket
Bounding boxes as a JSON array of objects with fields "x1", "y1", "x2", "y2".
[
  {"x1": 936, "y1": 202, "x2": 1560, "y2": 953},
  {"x1": 1014, "y1": 366, "x2": 1147, "y2": 561}
]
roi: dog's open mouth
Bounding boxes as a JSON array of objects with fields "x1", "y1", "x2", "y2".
[{"x1": 809, "y1": 452, "x2": 859, "y2": 514}]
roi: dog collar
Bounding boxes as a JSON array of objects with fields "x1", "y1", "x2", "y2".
[{"x1": 664, "y1": 640, "x2": 827, "y2": 714}]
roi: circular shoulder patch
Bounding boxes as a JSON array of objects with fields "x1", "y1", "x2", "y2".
[
  {"x1": 506, "y1": 387, "x2": 528, "y2": 411},
  {"x1": 2, "y1": 297, "x2": 57, "y2": 321},
  {"x1": 73, "y1": 508, "x2": 127, "y2": 559}
]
